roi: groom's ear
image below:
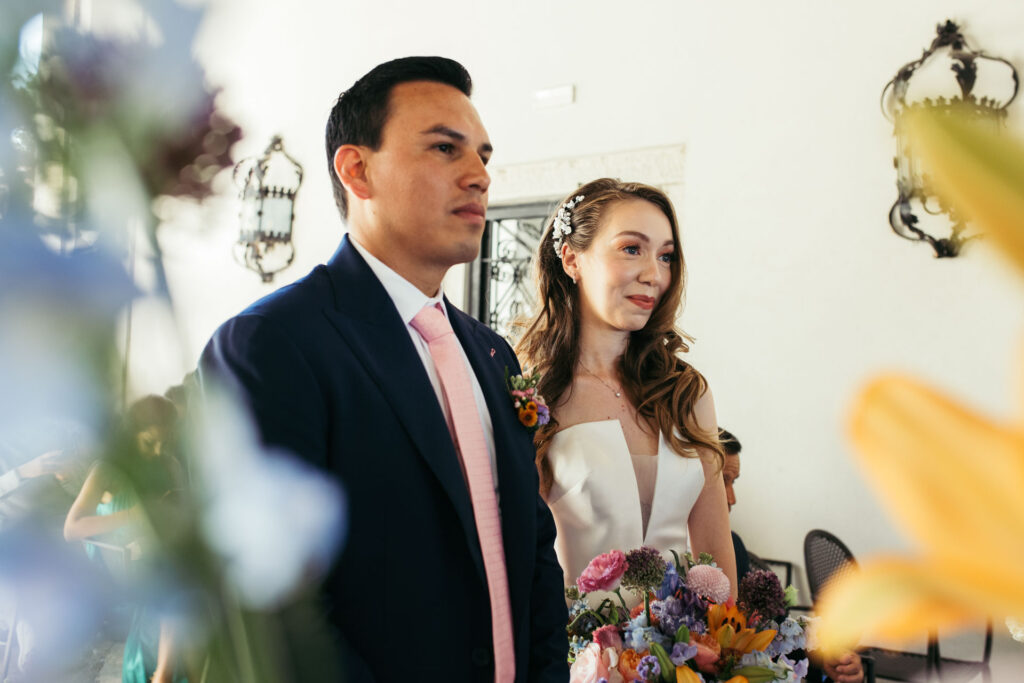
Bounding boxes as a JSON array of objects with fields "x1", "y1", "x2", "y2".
[{"x1": 333, "y1": 145, "x2": 371, "y2": 201}]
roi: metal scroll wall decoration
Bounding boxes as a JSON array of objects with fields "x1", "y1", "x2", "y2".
[{"x1": 882, "y1": 20, "x2": 1019, "y2": 257}]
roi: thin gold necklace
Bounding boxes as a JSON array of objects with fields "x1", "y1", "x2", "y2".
[{"x1": 579, "y1": 362, "x2": 622, "y2": 398}]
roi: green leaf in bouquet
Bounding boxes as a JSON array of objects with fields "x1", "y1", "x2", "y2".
[
  {"x1": 683, "y1": 551, "x2": 695, "y2": 569},
  {"x1": 647, "y1": 641, "x2": 676, "y2": 683},
  {"x1": 669, "y1": 548, "x2": 683, "y2": 572},
  {"x1": 783, "y1": 584, "x2": 798, "y2": 607},
  {"x1": 674, "y1": 624, "x2": 690, "y2": 643},
  {"x1": 567, "y1": 606, "x2": 607, "y2": 638},
  {"x1": 731, "y1": 665, "x2": 781, "y2": 683},
  {"x1": 596, "y1": 597, "x2": 618, "y2": 622}
]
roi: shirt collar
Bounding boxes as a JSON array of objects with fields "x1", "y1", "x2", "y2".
[{"x1": 349, "y1": 235, "x2": 446, "y2": 325}]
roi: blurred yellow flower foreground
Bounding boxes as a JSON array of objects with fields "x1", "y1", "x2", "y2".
[{"x1": 815, "y1": 109, "x2": 1024, "y2": 654}]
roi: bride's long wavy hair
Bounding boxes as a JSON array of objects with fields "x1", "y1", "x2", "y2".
[{"x1": 515, "y1": 178, "x2": 723, "y2": 495}]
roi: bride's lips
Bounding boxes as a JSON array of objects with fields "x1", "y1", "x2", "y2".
[
  {"x1": 627, "y1": 295, "x2": 656, "y2": 310},
  {"x1": 453, "y1": 202, "x2": 486, "y2": 225}
]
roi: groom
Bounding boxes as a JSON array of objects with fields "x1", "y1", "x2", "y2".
[{"x1": 200, "y1": 57, "x2": 568, "y2": 682}]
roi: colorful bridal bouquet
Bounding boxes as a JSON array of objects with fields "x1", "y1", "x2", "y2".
[{"x1": 566, "y1": 547, "x2": 808, "y2": 683}]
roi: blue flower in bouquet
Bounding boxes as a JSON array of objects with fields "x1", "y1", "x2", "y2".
[
  {"x1": 689, "y1": 619, "x2": 707, "y2": 636},
  {"x1": 765, "y1": 616, "x2": 806, "y2": 658},
  {"x1": 651, "y1": 595, "x2": 685, "y2": 636},
  {"x1": 651, "y1": 595, "x2": 705, "y2": 638},
  {"x1": 780, "y1": 653, "x2": 809, "y2": 681},
  {"x1": 568, "y1": 598, "x2": 589, "y2": 620},
  {"x1": 675, "y1": 585, "x2": 710, "y2": 633},
  {"x1": 637, "y1": 654, "x2": 660, "y2": 680},
  {"x1": 656, "y1": 560, "x2": 683, "y2": 599},
  {"x1": 670, "y1": 641, "x2": 698, "y2": 665},
  {"x1": 568, "y1": 635, "x2": 590, "y2": 664},
  {"x1": 623, "y1": 612, "x2": 671, "y2": 652},
  {"x1": 739, "y1": 649, "x2": 808, "y2": 682}
]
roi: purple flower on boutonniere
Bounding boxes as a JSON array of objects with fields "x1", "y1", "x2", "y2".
[{"x1": 506, "y1": 367, "x2": 550, "y2": 432}]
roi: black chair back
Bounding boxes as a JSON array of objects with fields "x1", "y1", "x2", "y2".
[
  {"x1": 802, "y1": 529, "x2": 992, "y2": 682},
  {"x1": 804, "y1": 528, "x2": 858, "y2": 604}
]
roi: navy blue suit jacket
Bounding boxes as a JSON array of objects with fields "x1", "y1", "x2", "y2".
[{"x1": 200, "y1": 235, "x2": 568, "y2": 682}]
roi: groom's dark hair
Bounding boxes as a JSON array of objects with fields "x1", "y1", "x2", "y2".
[
  {"x1": 718, "y1": 428, "x2": 742, "y2": 456},
  {"x1": 325, "y1": 56, "x2": 473, "y2": 219}
]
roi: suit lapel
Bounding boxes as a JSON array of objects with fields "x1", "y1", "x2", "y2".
[{"x1": 321, "y1": 237, "x2": 484, "y2": 581}]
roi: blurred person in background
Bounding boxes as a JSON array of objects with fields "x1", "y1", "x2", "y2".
[
  {"x1": 0, "y1": 422, "x2": 95, "y2": 679},
  {"x1": 64, "y1": 395, "x2": 193, "y2": 683},
  {"x1": 718, "y1": 428, "x2": 864, "y2": 683}
]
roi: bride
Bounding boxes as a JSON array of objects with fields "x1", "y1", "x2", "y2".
[{"x1": 516, "y1": 178, "x2": 736, "y2": 600}]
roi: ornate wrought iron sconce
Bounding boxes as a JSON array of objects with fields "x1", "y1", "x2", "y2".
[
  {"x1": 233, "y1": 135, "x2": 302, "y2": 282},
  {"x1": 882, "y1": 20, "x2": 1018, "y2": 257}
]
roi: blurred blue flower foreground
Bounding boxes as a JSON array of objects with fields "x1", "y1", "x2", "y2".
[{"x1": 0, "y1": 1, "x2": 347, "y2": 681}]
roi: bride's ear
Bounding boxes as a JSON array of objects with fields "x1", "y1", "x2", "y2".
[{"x1": 561, "y1": 243, "x2": 580, "y2": 283}]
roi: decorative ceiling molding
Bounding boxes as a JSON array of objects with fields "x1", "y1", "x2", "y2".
[{"x1": 489, "y1": 144, "x2": 686, "y2": 205}]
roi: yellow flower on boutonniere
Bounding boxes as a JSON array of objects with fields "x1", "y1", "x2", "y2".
[{"x1": 815, "y1": 107, "x2": 1024, "y2": 655}]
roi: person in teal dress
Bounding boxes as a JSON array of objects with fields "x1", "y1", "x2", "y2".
[{"x1": 64, "y1": 395, "x2": 189, "y2": 682}]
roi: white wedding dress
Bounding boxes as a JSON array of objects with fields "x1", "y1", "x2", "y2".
[{"x1": 544, "y1": 420, "x2": 705, "y2": 596}]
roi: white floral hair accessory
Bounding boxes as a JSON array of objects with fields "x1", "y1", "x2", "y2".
[{"x1": 552, "y1": 194, "x2": 585, "y2": 257}]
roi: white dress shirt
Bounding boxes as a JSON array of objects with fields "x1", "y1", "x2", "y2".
[{"x1": 349, "y1": 237, "x2": 500, "y2": 490}]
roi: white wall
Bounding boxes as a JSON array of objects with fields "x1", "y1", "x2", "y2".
[{"x1": 127, "y1": 0, "x2": 1024, "y2": 578}]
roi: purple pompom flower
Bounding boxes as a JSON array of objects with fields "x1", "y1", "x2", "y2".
[
  {"x1": 738, "y1": 569, "x2": 787, "y2": 622},
  {"x1": 622, "y1": 546, "x2": 667, "y2": 594}
]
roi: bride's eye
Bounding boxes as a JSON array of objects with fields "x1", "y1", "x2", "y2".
[{"x1": 623, "y1": 245, "x2": 640, "y2": 255}]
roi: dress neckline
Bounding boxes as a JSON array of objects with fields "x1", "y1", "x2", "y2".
[
  {"x1": 552, "y1": 419, "x2": 663, "y2": 542},
  {"x1": 556, "y1": 418, "x2": 659, "y2": 458}
]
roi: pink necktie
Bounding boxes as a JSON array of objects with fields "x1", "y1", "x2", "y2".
[{"x1": 411, "y1": 304, "x2": 515, "y2": 683}]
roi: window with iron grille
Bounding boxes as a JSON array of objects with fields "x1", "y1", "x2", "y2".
[{"x1": 465, "y1": 201, "x2": 555, "y2": 342}]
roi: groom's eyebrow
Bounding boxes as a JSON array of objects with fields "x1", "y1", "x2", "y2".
[{"x1": 421, "y1": 125, "x2": 494, "y2": 155}]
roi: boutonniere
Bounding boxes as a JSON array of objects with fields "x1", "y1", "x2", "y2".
[{"x1": 506, "y1": 367, "x2": 550, "y2": 432}]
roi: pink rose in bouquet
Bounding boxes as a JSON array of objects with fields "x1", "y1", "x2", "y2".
[
  {"x1": 569, "y1": 642, "x2": 624, "y2": 683},
  {"x1": 591, "y1": 624, "x2": 623, "y2": 651},
  {"x1": 576, "y1": 550, "x2": 628, "y2": 594}
]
